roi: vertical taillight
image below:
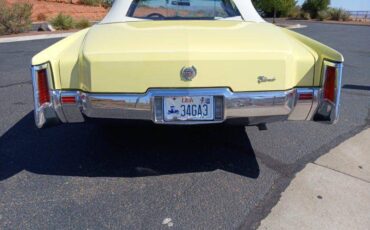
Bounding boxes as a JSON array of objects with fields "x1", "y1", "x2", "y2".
[
  {"x1": 323, "y1": 66, "x2": 336, "y2": 103},
  {"x1": 37, "y1": 69, "x2": 50, "y2": 105}
]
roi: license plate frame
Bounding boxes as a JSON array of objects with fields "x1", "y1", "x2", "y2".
[{"x1": 163, "y1": 96, "x2": 214, "y2": 122}]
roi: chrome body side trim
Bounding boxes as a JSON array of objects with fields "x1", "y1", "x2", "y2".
[
  {"x1": 76, "y1": 88, "x2": 297, "y2": 125},
  {"x1": 32, "y1": 86, "x2": 342, "y2": 127},
  {"x1": 31, "y1": 85, "x2": 343, "y2": 127},
  {"x1": 225, "y1": 89, "x2": 295, "y2": 118},
  {"x1": 82, "y1": 92, "x2": 152, "y2": 121},
  {"x1": 306, "y1": 88, "x2": 320, "y2": 121},
  {"x1": 288, "y1": 88, "x2": 312, "y2": 121},
  {"x1": 52, "y1": 90, "x2": 67, "y2": 123},
  {"x1": 60, "y1": 91, "x2": 85, "y2": 123}
]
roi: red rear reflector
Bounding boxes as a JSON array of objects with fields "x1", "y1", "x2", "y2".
[
  {"x1": 37, "y1": 69, "x2": 50, "y2": 105},
  {"x1": 299, "y1": 93, "x2": 313, "y2": 100},
  {"x1": 61, "y1": 96, "x2": 76, "y2": 104},
  {"x1": 324, "y1": 66, "x2": 336, "y2": 103}
]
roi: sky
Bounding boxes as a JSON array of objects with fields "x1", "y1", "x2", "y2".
[{"x1": 297, "y1": 0, "x2": 370, "y2": 11}]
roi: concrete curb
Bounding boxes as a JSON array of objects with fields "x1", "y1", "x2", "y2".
[
  {"x1": 277, "y1": 24, "x2": 308, "y2": 29},
  {"x1": 0, "y1": 32, "x2": 74, "y2": 44},
  {"x1": 266, "y1": 18, "x2": 370, "y2": 27},
  {"x1": 258, "y1": 128, "x2": 370, "y2": 230},
  {"x1": 294, "y1": 20, "x2": 370, "y2": 27}
]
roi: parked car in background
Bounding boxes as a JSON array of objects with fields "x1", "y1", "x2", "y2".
[{"x1": 31, "y1": 0, "x2": 343, "y2": 128}]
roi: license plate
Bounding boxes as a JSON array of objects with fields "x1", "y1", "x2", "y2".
[{"x1": 163, "y1": 96, "x2": 214, "y2": 121}]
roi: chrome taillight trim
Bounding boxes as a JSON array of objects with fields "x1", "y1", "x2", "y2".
[
  {"x1": 314, "y1": 61, "x2": 343, "y2": 124},
  {"x1": 31, "y1": 64, "x2": 61, "y2": 128}
]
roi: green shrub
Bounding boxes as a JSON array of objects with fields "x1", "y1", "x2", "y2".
[
  {"x1": 50, "y1": 14, "x2": 93, "y2": 30},
  {"x1": 75, "y1": 18, "x2": 91, "y2": 29},
  {"x1": 79, "y1": 0, "x2": 101, "y2": 6},
  {"x1": 317, "y1": 10, "x2": 330, "y2": 21},
  {"x1": 101, "y1": 0, "x2": 114, "y2": 8},
  {"x1": 340, "y1": 11, "x2": 351, "y2": 21},
  {"x1": 287, "y1": 6, "x2": 301, "y2": 19},
  {"x1": 79, "y1": 0, "x2": 113, "y2": 7},
  {"x1": 252, "y1": 0, "x2": 297, "y2": 18},
  {"x1": 0, "y1": 0, "x2": 33, "y2": 35},
  {"x1": 287, "y1": 6, "x2": 311, "y2": 20},
  {"x1": 300, "y1": 12, "x2": 311, "y2": 20},
  {"x1": 302, "y1": 0, "x2": 330, "y2": 18},
  {"x1": 328, "y1": 8, "x2": 351, "y2": 21},
  {"x1": 50, "y1": 13, "x2": 75, "y2": 30}
]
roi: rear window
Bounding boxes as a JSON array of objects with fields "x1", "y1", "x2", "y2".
[{"x1": 127, "y1": 0, "x2": 241, "y2": 20}]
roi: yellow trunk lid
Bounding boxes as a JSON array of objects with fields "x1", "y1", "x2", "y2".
[{"x1": 62, "y1": 21, "x2": 315, "y2": 93}]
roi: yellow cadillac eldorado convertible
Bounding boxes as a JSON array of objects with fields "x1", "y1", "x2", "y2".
[{"x1": 31, "y1": 0, "x2": 343, "y2": 128}]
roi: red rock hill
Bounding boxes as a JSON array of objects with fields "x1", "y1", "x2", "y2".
[{"x1": 6, "y1": 0, "x2": 108, "y2": 21}]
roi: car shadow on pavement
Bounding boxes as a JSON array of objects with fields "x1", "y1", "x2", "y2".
[{"x1": 0, "y1": 112, "x2": 260, "y2": 180}]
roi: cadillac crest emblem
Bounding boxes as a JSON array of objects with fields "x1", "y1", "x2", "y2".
[{"x1": 180, "y1": 66, "x2": 197, "y2": 81}]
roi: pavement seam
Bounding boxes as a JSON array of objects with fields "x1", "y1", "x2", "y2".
[
  {"x1": 254, "y1": 150, "x2": 294, "y2": 177},
  {"x1": 313, "y1": 162, "x2": 370, "y2": 184},
  {"x1": 0, "y1": 81, "x2": 32, "y2": 89},
  {"x1": 342, "y1": 90, "x2": 370, "y2": 97},
  {"x1": 237, "y1": 174, "x2": 292, "y2": 230},
  {"x1": 342, "y1": 91, "x2": 370, "y2": 98}
]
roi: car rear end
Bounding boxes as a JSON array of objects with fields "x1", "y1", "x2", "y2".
[
  {"x1": 31, "y1": 6, "x2": 343, "y2": 128},
  {"x1": 31, "y1": 51, "x2": 343, "y2": 128}
]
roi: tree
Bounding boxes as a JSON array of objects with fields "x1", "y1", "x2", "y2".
[
  {"x1": 252, "y1": 0, "x2": 297, "y2": 23},
  {"x1": 302, "y1": 0, "x2": 330, "y2": 18}
]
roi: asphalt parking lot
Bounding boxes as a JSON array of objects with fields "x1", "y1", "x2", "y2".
[{"x1": 0, "y1": 22, "x2": 369, "y2": 229}]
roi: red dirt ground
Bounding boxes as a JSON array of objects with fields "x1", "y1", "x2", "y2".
[{"x1": 6, "y1": 0, "x2": 108, "y2": 21}]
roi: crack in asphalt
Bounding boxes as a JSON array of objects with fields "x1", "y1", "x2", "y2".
[
  {"x1": 0, "y1": 80, "x2": 31, "y2": 89},
  {"x1": 342, "y1": 90, "x2": 370, "y2": 97}
]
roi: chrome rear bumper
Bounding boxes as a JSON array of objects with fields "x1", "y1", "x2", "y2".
[{"x1": 32, "y1": 87, "x2": 339, "y2": 128}]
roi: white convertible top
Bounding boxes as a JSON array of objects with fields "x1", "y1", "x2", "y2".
[{"x1": 101, "y1": 0, "x2": 265, "y2": 23}]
